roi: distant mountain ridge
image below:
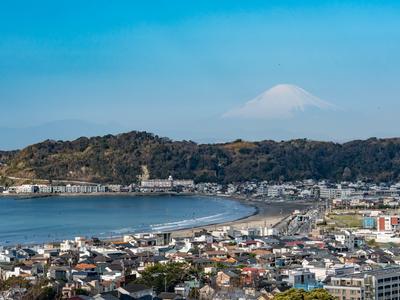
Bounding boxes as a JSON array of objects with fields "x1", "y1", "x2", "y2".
[{"x1": 1, "y1": 131, "x2": 400, "y2": 184}]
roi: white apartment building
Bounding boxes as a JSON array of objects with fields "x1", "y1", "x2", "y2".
[
  {"x1": 52, "y1": 186, "x2": 66, "y2": 193},
  {"x1": 141, "y1": 176, "x2": 194, "y2": 189},
  {"x1": 107, "y1": 185, "x2": 122, "y2": 192},
  {"x1": 65, "y1": 185, "x2": 106, "y2": 193},
  {"x1": 38, "y1": 185, "x2": 52, "y2": 193},
  {"x1": 319, "y1": 186, "x2": 341, "y2": 199},
  {"x1": 141, "y1": 179, "x2": 173, "y2": 189},
  {"x1": 173, "y1": 180, "x2": 194, "y2": 187},
  {"x1": 15, "y1": 184, "x2": 37, "y2": 193},
  {"x1": 334, "y1": 230, "x2": 356, "y2": 251},
  {"x1": 267, "y1": 185, "x2": 284, "y2": 198}
]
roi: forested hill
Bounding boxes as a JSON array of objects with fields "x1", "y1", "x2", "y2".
[{"x1": 1, "y1": 131, "x2": 400, "y2": 184}]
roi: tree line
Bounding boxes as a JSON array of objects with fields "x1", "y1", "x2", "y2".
[{"x1": 1, "y1": 131, "x2": 400, "y2": 184}]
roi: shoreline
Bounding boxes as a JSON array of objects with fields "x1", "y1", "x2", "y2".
[
  {"x1": 169, "y1": 198, "x2": 314, "y2": 238},
  {"x1": 0, "y1": 193, "x2": 316, "y2": 247},
  {"x1": 0, "y1": 191, "x2": 196, "y2": 198}
]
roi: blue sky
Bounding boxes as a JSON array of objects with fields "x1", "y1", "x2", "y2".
[{"x1": 1, "y1": 1, "x2": 400, "y2": 149}]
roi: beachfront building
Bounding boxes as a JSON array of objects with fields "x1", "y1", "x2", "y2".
[
  {"x1": 319, "y1": 186, "x2": 341, "y2": 199},
  {"x1": 15, "y1": 184, "x2": 38, "y2": 194},
  {"x1": 141, "y1": 179, "x2": 173, "y2": 189},
  {"x1": 106, "y1": 185, "x2": 122, "y2": 192},
  {"x1": 140, "y1": 176, "x2": 194, "y2": 191},
  {"x1": 173, "y1": 179, "x2": 194, "y2": 188},
  {"x1": 38, "y1": 185, "x2": 52, "y2": 193},
  {"x1": 267, "y1": 185, "x2": 284, "y2": 198},
  {"x1": 65, "y1": 185, "x2": 106, "y2": 193},
  {"x1": 52, "y1": 186, "x2": 66, "y2": 193}
]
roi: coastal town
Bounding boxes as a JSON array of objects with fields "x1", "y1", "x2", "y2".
[
  {"x1": 4, "y1": 176, "x2": 400, "y2": 201},
  {"x1": 2, "y1": 0, "x2": 399, "y2": 299},
  {"x1": 3, "y1": 178, "x2": 400, "y2": 299}
]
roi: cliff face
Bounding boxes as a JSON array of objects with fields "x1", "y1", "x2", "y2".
[{"x1": 1, "y1": 131, "x2": 400, "y2": 184}]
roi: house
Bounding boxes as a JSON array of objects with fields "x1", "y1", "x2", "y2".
[
  {"x1": 284, "y1": 268, "x2": 321, "y2": 291},
  {"x1": 199, "y1": 285, "x2": 215, "y2": 300},
  {"x1": 117, "y1": 283, "x2": 154, "y2": 299},
  {"x1": 333, "y1": 230, "x2": 356, "y2": 251},
  {"x1": 203, "y1": 250, "x2": 227, "y2": 260},
  {"x1": 49, "y1": 266, "x2": 71, "y2": 281},
  {"x1": 216, "y1": 270, "x2": 240, "y2": 288},
  {"x1": 93, "y1": 292, "x2": 121, "y2": 300},
  {"x1": 157, "y1": 292, "x2": 181, "y2": 300},
  {"x1": 241, "y1": 268, "x2": 266, "y2": 286},
  {"x1": 174, "y1": 283, "x2": 190, "y2": 298}
]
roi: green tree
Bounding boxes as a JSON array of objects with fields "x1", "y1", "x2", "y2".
[
  {"x1": 134, "y1": 263, "x2": 190, "y2": 294},
  {"x1": 75, "y1": 288, "x2": 90, "y2": 296},
  {"x1": 274, "y1": 289, "x2": 336, "y2": 300},
  {"x1": 36, "y1": 286, "x2": 57, "y2": 300},
  {"x1": 0, "y1": 277, "x2": 30, "y2": 291},
  {"x1": 367, "y1": 239, "x2": 377, "y2": 247}
]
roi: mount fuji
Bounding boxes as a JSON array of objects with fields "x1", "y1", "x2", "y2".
[{"x1": 223, "y1": 84, "x2": 336, "y2": 119}]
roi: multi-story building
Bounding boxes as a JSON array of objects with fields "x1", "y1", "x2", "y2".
[
  {"x1": 363, "y1": 216, "x2": 377, "y2": 229},
  {"x1": 377, "y1": 215, "x2": 400, "y2": 232},
  {"x1": 107, "y1": 185, "x2": 122, "y2": 192},
  {"x1": 319, "y1": 186, "x2": 341, "y2": 199},
  {"x1": 140, "y1": 176, "x2": 194, "y2": 191},
  {"x1": 325, "y1": 267, "x2": 400, "y2": 300},
  {"x1": 38, "y1": 185, "x2": 52, "y2": 193},
  {"x1": 141, "y1": 179, "x2": 173, "y2": 189},
  {"x1": 52, "y1": 186, "x2": 66, "y2": 193},
  {"x1": 334, "y1": 230, "x2": 356, "y2": 251},
  {"x1": 173, "y1": 179, "x2": 194, "y2": 188},
  {"x1": 267, "y1": 185, "x2": 284, "y2": 198},
  {"x1": 65, "y1": 185, "x2": 106, "y2": 193},
  {"x1": 285, "y1": 268, "x2": 321, "y2": 291},
  {"x1": 15, "y1": 184, "x2": 38, "y2": 194}
]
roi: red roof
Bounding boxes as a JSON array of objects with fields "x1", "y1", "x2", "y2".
[
  {"x1": 285, "y1": 241, "x2": 303, "y2": 247},
  {"x1": 75, "y1": 263, "x2": 96, "y2": 270}
]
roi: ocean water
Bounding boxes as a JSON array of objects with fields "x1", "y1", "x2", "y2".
[{"x1": 0, "y1": 195, "x2": 255, "y2": 245}]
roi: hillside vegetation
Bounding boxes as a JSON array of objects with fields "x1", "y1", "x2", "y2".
[{"x1": 1, "y1": 131, "x2": 400, "y2": 184}]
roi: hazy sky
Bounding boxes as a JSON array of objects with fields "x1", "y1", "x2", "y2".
[{"x1": 1, "y1": 1, "x2": 400, "y2": 149}]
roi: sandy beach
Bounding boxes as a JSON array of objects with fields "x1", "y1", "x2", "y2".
[{"x1": 171, "y1": 198, "x2": 315, "y2": 237}]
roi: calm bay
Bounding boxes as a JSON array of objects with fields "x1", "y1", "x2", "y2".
[{"x1": 0, "y1": 195, "x2": 255, "y2": 245}]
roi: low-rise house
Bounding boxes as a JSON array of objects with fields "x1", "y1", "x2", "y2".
[
  {"x1": 199, "y1": 285, "x2": 215, "y2": 300},
  {"x1": 117, "y1": 283, "x2": 154, "y2": 298},
  {"x1": 216, "y1": 270, "x2": 240, "y2": 288}
]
